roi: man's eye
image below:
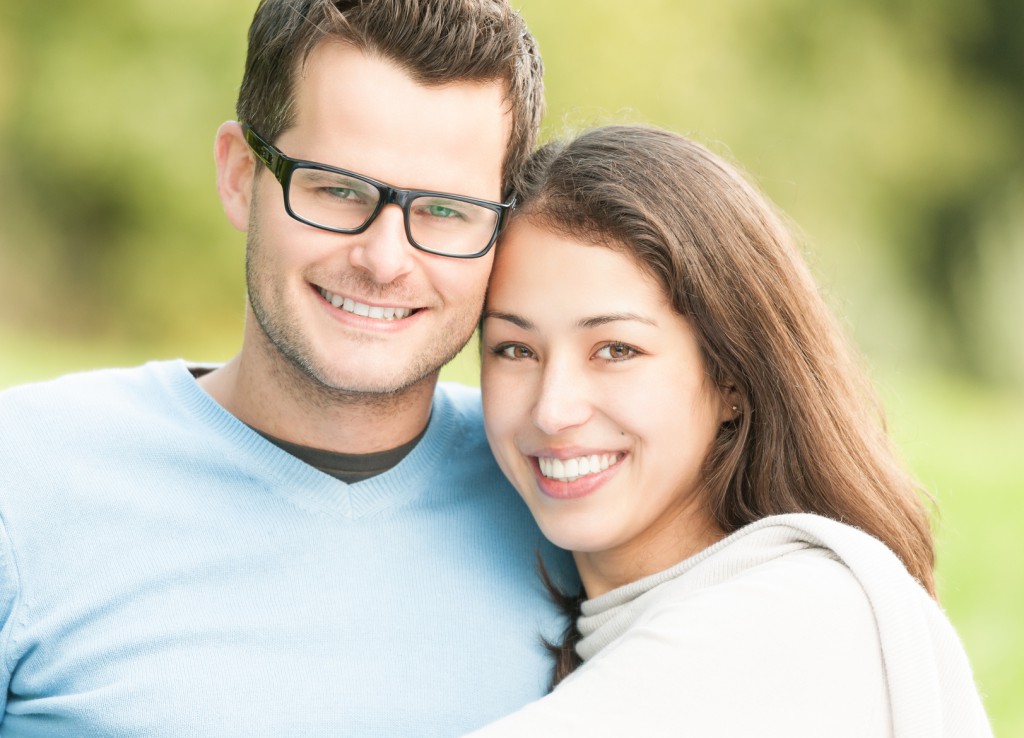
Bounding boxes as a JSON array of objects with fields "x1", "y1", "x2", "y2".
[
  {"x1": 423, "y1": 202, "x2": 465, "y2": 220},
  {"x1": 325, "y1": 187, "x2": 361, "y2": 201},
  {"x1": 595, "y1": 343, "x2": 637, "y2": 361}
]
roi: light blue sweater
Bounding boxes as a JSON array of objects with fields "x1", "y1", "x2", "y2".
[{"x1": 0, "y1": 361, "x2": 569, "y2": 737}]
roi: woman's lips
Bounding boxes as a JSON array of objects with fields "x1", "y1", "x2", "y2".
[{"x1": 530, "y1": 452, "x2": 624, "y2": 500}]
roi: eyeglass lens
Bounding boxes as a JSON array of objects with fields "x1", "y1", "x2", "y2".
[{"x1": 287, "y1": 167, "x2": 500, "y2": 256}]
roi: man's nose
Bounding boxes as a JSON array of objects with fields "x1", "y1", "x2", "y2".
[{"x1": 346, "y1": 204, "x2": 416, "y2": 284}]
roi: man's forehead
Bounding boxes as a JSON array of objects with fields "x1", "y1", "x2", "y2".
[{"x1": 285, "y1": 43, "x2": 511, "y2": 198}]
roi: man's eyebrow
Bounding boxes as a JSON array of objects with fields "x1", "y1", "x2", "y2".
[
  {"x1": 577, "y1": 313, "x2": 657, "y2": 329},
  {"x1": 301, "y1": 169, "x2": 362, "y2": 184},
  {"x1": 482, "y1": 310, "x2": 534, "y2": 330}
]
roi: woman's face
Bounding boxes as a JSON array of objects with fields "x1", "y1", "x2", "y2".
[{"x1": 481, "y1": 218, "x2": 731, "y2": 594}]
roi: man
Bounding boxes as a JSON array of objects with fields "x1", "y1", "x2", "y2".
[{"x1": 0, "y1": 1, "x2": 569, "y2": 735}]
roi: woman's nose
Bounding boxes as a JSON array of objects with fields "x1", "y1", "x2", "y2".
[{"x1": 531, "y1": 361, "x2": 593, "y2": 436}]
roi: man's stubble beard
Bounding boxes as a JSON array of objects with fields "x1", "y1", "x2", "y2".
[{"x1": 243, "y1": 213, "x2": 481, "y2": 408}]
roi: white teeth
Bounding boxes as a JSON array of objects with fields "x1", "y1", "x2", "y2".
[
  {"x1": 319, "y1": 288, "x2": 412, "y2": 321},
  {"x1": 538, "y1": 453, "x2": 620, "y2": 482}
]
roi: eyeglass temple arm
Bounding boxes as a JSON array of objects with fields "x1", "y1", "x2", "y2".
[{"x1": 243, "y1": 124, "x2": 285, "y2": 178}]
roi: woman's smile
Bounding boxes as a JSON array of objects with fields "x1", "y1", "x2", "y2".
[{"x1": 530, "y1": 451, "x2": 625, "y2": 499}]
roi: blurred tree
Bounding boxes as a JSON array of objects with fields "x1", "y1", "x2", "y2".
[
  {"x1": 872, "y1": 0, "x2": 1024, "y2": 380},
  {"x1": 0, "y1": 0, "x2": 251, "y2": 350},
  {"x1": 0, "y1": 0, "x2": 1020, "y2": 380}
]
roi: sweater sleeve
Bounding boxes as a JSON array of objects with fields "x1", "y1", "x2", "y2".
[
  {"x1": 464, "y1": 552, "x2": 890, "y2": 737},
  {"x1": 0, "y1": 515, "x2": 20, "y2": 713}
]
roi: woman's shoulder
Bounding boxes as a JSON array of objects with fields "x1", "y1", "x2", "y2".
[
  {"x1": 578, "y1": 515, "x2": 890, "y2": 664},
  {"x1": 560, "y1": 526, "x2": 893, "y2": 736},
  {"x1": 639, "y1": 532, "x2": 880, "y2": 654},
  {"x1": 641, "y1": 512, "x2": 925, "y2": 618}
]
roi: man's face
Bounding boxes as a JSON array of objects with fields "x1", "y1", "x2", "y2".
[{"x1": 245, "y1": 42, "x2": 511, "y2": 396}]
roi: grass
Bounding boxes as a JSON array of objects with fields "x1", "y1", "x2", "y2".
[
  {"x1": 878, "y1": 368, "x2": 1024, "y2": 735},
  {"x1": 3, "y1": 331, "x2": 1021, "y2": 735}
]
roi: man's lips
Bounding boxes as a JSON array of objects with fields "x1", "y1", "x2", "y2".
[{"x1": 317, "y1": 286, "x2": 417, "y2": 321}]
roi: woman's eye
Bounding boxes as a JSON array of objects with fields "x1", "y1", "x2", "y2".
[
  {"x1": 495, "y1": 343, "x2": 534, "y2": 360},
  {"x1": 595, "y1": 343, "x2": 637, "y2": 361}
]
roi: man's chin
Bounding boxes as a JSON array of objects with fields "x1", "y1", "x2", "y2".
[
  {"x1": 296, "y1": 357, "x2": 444, "y2": 400},
  {"x1": 262, "y1": 317, "x2": 472, "y2": 400}
]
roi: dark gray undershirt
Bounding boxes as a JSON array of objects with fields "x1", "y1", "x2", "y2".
[
  {"x1": 188, "y1": 365, "x2": 424, "y2": 483},
  {"x1": 251, "y1": 426, "x2": 425, "y2": 484}
]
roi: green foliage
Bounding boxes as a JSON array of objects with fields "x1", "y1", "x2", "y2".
[{"x1": 0, "y1": 0, "x2": 252, "y2": 348}]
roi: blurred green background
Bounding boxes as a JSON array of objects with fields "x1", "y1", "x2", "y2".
[{"x1": 1, "y1": 0, "x2": 1021, "y2": 732}]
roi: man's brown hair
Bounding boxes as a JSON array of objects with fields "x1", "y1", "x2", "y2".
[{"x1": 236, "y1": 0, "x2": 543, "y2": 195}]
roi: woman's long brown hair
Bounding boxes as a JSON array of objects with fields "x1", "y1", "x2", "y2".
[{"x1": 517, "y1": 126, "x2": 936, "y2": 687}]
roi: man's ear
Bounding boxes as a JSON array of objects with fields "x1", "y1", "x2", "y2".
[{"x1": 214, "y1": 121, "x2": 256, "y2": 233}]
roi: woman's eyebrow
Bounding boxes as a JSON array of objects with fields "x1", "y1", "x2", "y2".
[
  {"x1": 483, "y1": 310, "x2": 533, "y2": 330},
  {"x1": 577, "y1": 313, "x2": 657, "y2": 329},
  {"x1": 483, "y1": 311, "x2": 657, "y2": 330}
]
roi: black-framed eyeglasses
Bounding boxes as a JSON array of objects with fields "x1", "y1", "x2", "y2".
[{"x1": 243, "y1": 125, "x2": 514, "y2": 259}]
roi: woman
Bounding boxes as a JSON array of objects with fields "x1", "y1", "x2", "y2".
[{"x1": 469, "y1": 126, "x2": 991, "y2": 736}]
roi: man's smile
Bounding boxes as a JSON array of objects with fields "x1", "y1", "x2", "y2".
[{"x1": 317, "y1": 286, "x2": 416, "y2": 321}]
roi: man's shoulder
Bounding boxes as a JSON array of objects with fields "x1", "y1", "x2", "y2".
[
  {"x1": 3, "y1": 360, "x2": 176, "y2": 397},
  {"x1": 432, "y1": 381, "x2": 487, "y2": 441},
  {"x1": 0, "y1": 360, "x2": 188, "y2": 435},
  {"x1": 434, "y1": 381, "x2": 482, "y2": 417},
  {"x1": 424, "y1": 382, "x2": 527, "y2": 505}
]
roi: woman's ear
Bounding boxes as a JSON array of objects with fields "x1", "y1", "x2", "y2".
[
  {"x1": 214, "y1": 121, "x2": 256, "y2": 233},
  {"x1": 719, "y1": 384, "x2": 743, "y2": 423}
]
